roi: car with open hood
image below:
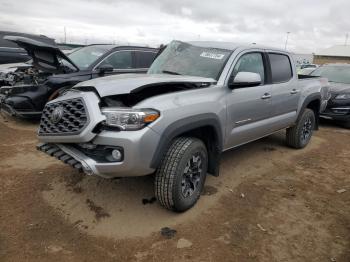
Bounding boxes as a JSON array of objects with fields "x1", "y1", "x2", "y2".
[
  {"x1": 0, "y1": 36, "x2": 158, "y2": 118},
  {"x1": 310, "y1": 63, "x2": 350, "y2": 128}
]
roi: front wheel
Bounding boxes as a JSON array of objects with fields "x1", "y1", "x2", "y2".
[
  {"x1": 155, "y1": 137, "x2": 208, "y2": 212},
  {"x1": 286, "y1": 108, "x2": 316, "y2": 149}
]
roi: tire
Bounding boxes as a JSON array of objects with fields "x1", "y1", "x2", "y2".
[
  {"x1": 286, "y1": 108, "x2": 316, "y2": 149},
  {"x1": 155, "y1": 137, "x2": 208, "y2": 212}
]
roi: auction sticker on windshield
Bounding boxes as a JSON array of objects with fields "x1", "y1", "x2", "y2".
[{"x1": 200, "y1": 52, "x2": 225, "y2": 60}]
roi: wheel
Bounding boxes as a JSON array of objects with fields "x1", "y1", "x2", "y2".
[
  {"x1": 286, "y1": 108, "x2": 315, "y2": 149},
  {"x1": 155, "y1": 137, "x2": 208, "y2": 212}
]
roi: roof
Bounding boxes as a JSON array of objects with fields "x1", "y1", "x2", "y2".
[
  {"x1": 82, "y1": 44, "x2": 156, "y2": 50},
  {"x1": 188, "y1": 41, "x2": 285, "y2": 52},
  {"x1": 315, "y1": 45, "x2": 350, "y2": 57}
]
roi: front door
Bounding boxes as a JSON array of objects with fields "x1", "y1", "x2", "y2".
[
  {"x1": 225, "y1": 52, "x2": 273, "y2": 149},
  {"x1": 93, "y1": 50, "x2": 146, "y2": 79}
]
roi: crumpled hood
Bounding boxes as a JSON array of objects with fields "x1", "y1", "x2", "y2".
[{"x1": 74, "y1": 73, "x2": 217, "y2": 97}]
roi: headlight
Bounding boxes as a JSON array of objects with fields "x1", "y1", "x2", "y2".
[
  {"x1": 335, "y1": 94, "x2": 350, "y2": 100},
  {"x1": 101, "y1": 107, "x2": 160, "y2": 130}
]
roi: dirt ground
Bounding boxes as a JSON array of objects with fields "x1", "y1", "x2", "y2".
[{"x1": 0, "y1": 113, "x2": 349, "y2": 262}]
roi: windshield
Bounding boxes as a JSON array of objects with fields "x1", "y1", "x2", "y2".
[
  {"x1": 68, "y1": 45, "x2": 113, "y2": 70},
  {"x1": 148, "y1": 40, "x2": 232, "y2": 80},
  {"x1": 311, "y1": 65, "x2": 350, "y2": 84}
]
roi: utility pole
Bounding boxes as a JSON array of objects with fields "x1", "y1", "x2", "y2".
[
  {"x1": 64, "y1": 27, "x2": 67, "y2": 44},
  {"x1": 345, "y1": 33, "x2": 349, "y2": 46},
  {"x1": 284, "y1": 32, "x2": 290, "y2": 50}
]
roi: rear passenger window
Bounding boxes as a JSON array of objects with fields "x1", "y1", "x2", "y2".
[
  {"x1": 135, "y1": 51, "x2": 157, "y2": 68},
  {"x1": 268, "y1": 53, "x2": 293, "y2": 83}
]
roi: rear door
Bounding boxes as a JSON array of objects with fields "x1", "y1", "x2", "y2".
[
  {"x1": 225, "y1": 51, "x2": 273, "y2": 148},
  {"x1": 268, "y1": 52, "x2": 300, "y2": 128}
]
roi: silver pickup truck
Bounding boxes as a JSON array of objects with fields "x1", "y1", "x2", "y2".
[{"x1": 37, "y1": 41, "x2": 329, "y2": 212}]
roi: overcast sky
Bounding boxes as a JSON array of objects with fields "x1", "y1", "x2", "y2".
[{"x1": 0, "y1": 0, "x2": 349, "y2": 53}]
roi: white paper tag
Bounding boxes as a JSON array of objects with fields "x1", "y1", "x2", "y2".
[{"x1": 200, "y1": 52, "x2": 225, "y2": 60}]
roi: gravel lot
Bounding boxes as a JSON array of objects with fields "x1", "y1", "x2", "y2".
[{"x1": 0, "y1": 114, "x2": 349, "y2": 262}]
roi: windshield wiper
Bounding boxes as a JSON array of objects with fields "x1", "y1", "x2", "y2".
[{"x1": 162, "y1": 70, "x2": 182, "y2": 75}]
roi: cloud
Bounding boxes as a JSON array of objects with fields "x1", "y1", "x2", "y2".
[{"x1": 0, "y1": 0, "x2": 349, "y2": 53}]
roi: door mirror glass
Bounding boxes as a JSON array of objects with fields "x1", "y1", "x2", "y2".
[{"x1": 230, "y1": 72, "x2": 261, "y2": 88}]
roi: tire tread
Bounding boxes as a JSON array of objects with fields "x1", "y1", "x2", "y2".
[
  {"x1": 286, "y1": 108, "x2": 315, "y2": 149},
  {"x1": 155, "y1": 137, "x2": 198, "y2": 211}
]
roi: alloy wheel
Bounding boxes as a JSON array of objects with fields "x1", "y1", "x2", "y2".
[{"x1": 181, "y1": 153, "x2": 203, "y2": 198}]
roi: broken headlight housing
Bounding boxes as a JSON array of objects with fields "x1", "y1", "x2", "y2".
[{"x1": 101, "y1": 108, "x2": 160, "y2": 130}]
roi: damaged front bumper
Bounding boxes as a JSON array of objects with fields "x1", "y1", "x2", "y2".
[
  {"x1": 0, "y1": 99, "x2": 42, "y2": 118},
  {"x1": 320, "y1": 98, "x2": 350, "y2": 122},
  {"x1": 320, "y1": 107, "x2": 350, "y2": 122},
  {"x1": 0, "y1": 84, "x2": 46, "y2": 118},
  {"x1": 37, "y1": 128, "x2": 159, "y2": 178},
  {"x1": 0, "y1": 93, "x2": 42, "y2": 118}
]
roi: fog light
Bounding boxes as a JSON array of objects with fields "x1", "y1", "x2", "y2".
[{"x1": 111, "y1": 149, "x2": 122, "y2": 161}]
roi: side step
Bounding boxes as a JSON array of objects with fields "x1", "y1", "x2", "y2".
[{"x1": 37, "y1": 143, "x2": 83, "y2": 171}]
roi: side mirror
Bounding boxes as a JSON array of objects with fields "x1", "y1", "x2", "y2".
[
  {"x1": 229, "y1": 72, "x2": 262, "y2": 89},
  {"x1": 97, "y1": 64, "x2": 114, "y2": 75}
]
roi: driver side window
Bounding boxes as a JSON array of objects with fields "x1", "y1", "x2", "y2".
[
  {"x1": 99, "y1": 51, "x2": 133, "y2": 69},
  {"x1": 231, "y1": 52, "x2": 265, "y2": 84}
]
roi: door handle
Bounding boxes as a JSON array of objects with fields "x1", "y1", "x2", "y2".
[
  {"x1": 261, "y1": 93, "x2": 272, "y2": 99},
  {"x1": 290, "y1": 89, "x2": 299, "y2": 94}
]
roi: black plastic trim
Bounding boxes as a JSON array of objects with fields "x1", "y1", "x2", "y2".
[
  {"x1": 298, "y1": 94, "x2": 321, "y2": 130},
  {"x1": 150, "y1": 113, "x2": 223, "y2": 176}
]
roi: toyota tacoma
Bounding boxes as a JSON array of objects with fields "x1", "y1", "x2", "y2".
[{"x1": 37, "y1": 40, "x2": 330, "y2": 212}]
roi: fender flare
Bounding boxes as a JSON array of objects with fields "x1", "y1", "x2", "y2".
[
  {"x1": 298, "y1": 94, "x2": 321, "y2": 129},
  {"x1": 150, "y1": 113, "x2": 223, "y2": 176}
]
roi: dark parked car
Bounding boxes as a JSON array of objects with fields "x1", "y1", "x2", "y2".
[
  {"x1": 0, "y1": 31, "x2": 56, "y2": 64},
  {"x1": 310, "y1": 63, "x2": 350, "y2": 128},
  {"x1": 0, "y1": 36, "x2": 158, "y2": 118}
]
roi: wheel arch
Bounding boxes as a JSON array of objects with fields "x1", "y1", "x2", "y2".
[
  {"x1": 150, "y1": 113, "x2": 223, "y2": 176},
  {"x1": 298, "y1": 94, "x2": 321, "y2": 130}
]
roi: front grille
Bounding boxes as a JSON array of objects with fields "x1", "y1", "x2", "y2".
[{"x1": 38, "y1": 98, "x2": 88, "y2": 135}]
